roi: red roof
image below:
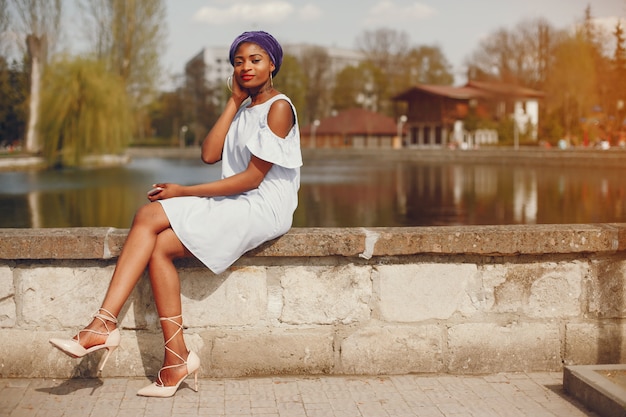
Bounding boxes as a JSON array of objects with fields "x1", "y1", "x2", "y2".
[
  {"x1": 301, "y1": 108, "x2": 398, "y2": 135},
  {"x1": 466, "y1": 80, "x2": 545, "y2": 98},
  {"x1": 394, "y1": 80, "x2": 544, "y2": 101}
]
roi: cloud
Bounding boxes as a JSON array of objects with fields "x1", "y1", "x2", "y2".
[
  {"x1": 364, "y1": 0, "x2": 437, "y2": 25},
  {"x1": 298, "y1": 4, "x2": 323, "y2": 21},
  {"x1": 194, "y1": 1, "x2": 295, "y2": 25}
]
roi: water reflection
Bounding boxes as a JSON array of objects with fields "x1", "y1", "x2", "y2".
[{"x1": 1, "y1": 156, "x2": 626, "y2": 228}]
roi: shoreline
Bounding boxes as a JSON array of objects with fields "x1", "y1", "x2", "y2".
[{"x1": 2, "y1": 145, "x2": 626, "y2": 170}]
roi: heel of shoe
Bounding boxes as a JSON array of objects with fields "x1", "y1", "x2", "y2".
[
  {"x1": 98, "y1": 345, "x2": 118, "y2": 372},
  {"x1": 192, "y1": 370, "x2": 199, "y2": 392}
]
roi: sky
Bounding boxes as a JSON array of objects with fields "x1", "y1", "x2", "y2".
[{"x1": 161, "y1": 0, "x2": 626, "y2": 86}]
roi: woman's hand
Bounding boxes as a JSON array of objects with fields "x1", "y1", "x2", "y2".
[
  {"x1": 229, "y1": 72, "x2": 249, "y2": 106},
  {"x1": 147, "y1": 183, "x2": 184, "y2": 201}
]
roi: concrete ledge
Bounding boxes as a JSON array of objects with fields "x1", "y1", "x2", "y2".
[
  {"x1": 564, "y1": 365, "x2": 626, "y2": 417},
  {"x1": 1, "y1": 224, "x2": 626, "y2": 379},
  {"x1": 1, "y1": 224, "x2": 624, "y2": 260}
]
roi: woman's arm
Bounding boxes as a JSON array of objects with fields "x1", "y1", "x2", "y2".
[
  {"x1": 149, "y1": 99, "x2": 295, "y2": 201},
  {"x1": 201, "y1": 75, "x2": 249, "y2": 164},
  {"x1": 150, "y1": 156, "x2": 272, "y2": 200}
]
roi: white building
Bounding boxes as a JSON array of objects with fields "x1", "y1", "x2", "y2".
[{"x1": 185, "y1": 44, "x2": 365, "y2": 92}]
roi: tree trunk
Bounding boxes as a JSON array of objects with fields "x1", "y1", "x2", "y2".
[{"x1": 25, "y1": 35, "x2": 46, "y2": 153}]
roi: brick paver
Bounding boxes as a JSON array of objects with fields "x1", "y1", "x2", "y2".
[{"x1": 0, "y1": 373, "x2": 598, "y2": 417}]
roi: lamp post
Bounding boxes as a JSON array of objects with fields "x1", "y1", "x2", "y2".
[
  {"x1": 311, "y1": 119, "x2": 320, "y2": 149},
  {"x1": 397, "y1": 115, "x2": 407, "y2": 148},
  {"x1": 179, "y1": 125, "x2": 188, "y2": 148}
]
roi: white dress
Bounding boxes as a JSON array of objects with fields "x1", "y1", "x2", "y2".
[{"x1": 159, "y1": 94, "x2": 302, "y2": 274}]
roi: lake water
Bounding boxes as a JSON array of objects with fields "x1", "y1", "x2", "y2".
[{"x1": 1, "y1": 155, "x2": 625, "y2": 228}]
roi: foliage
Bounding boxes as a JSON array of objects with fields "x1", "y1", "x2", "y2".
[
  {"x1": 0, "y1": 57, "x2": 27, "y2": 146},
  {"x1": 0, "y1": 0, "x2": 7, "y2": 44},
  {"x1": 39, "y1": 56, "x2": 132, "y2": 167},
  {"x1": 464, "y1": 5, "x2": 626, "y2": 143},
  {"x1": 78, "y1": 0, "x2": 166, "y2": 103},
  {"x1": 465, "y1": 18, "x2": 557, "y2": 89},
  {"x1": 543, "y1": 32, "x2": 598, "y2": 138},
  {"x1": 299, "y1": 46, "x2": 332, "y2": 124},
  {"x1": 332, "y1": 65, "x2": 363, "y2": 111},
  {"x1": 334, "y1": 28, "x2": 453, "y2": 117},
  {"x1": 78, "y1": 0, "x2": 167, "y2": 142},
  {"x1": 273, "y1": 54, "x2": 306, "y2": 124},
  {"x1": 7, "y1": 0, "x2": 63, "y2": 152},
  {"x1": 402, "y1": 46, "x2": 454, "y2": 86}
]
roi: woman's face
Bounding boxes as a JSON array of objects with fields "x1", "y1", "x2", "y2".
[{"x1": 232, "y1": 42, "x2": 275, "y2": 90}]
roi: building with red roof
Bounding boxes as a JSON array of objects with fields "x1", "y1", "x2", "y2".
[
  {"x1": 393, "y1": 80, "x2": 545, "y2": 147},
  {"x1": 300, "y1": 108, "x2": 404, "y2": 149}
]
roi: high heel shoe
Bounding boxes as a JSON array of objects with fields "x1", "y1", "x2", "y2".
[
  {"x1": 137, "y1": 315, "x2": 200, "y2": 398},
  {"x1": 49, "y1": 307, "x2": 120, "y2": 372}
]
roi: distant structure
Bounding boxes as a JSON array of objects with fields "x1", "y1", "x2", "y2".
[
  {"x1": 300, "y1": 108, "x2": 402, "y2": 149},
  {"x1": 394, "y1": 81, "x2": 545, "y2": 148},
  {"x1": 184, "y1": 44, "x2": 366, "y2": 106}
]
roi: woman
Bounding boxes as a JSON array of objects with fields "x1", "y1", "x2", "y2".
[{"x1": 49, "y1": 31, "x2": 302, "y2": 398}]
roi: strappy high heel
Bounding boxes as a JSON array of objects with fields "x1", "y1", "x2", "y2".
[
  {"x1": 137, "y1": 315, "x2": 200, "y2": 398},
  {"x1": 49, "y1": 308, "x2": 121, "y2": 372}
]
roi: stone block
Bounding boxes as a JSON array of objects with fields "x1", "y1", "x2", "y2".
[
  {"x1": 181, "y1": 267, "x2": 267, "y2": 327},
  {"x1": 3, "y1": 328, "x2": 174, "y2": 378},
  {"x1": 587, "y1": 259, "x2": 626, "y2": 318},
  {"x1": 210, "y1": 328, "x2": 334, "y2": 377},
  {"x1": 340, "y1": 324, "x2": 444, "y2": 374},
  {"x1": 0, "y1": 266, "x2": 15, "y2": 327},
  {"x1": 0, "y1": 228, "x2": 111, "y2": 259},
  {"x1": 371, "y1": 224, "x2": 620, "y2": 257},
  {"x1": 374, "y1": 264, "x2": 479, "y2": 322},
  {"x1": 280, "y1": 265, "x2": 372, "y2": 325},
  {"x1": 564, "y1": 322, "x2": 626, "y2": 365},
  {"x1": 447, "y1": 322, "x2": 562, "y2": 374},
  {"x1": 17, "y1": 265, "x2": 116, "y2": 329},
  {"x1": 488, "y1": 262, "x2": 585, "y2": 318}
]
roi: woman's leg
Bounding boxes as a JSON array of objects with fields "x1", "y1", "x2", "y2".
[
  {"x1": 147, "y1": 227, "x2": 194, "y2": 386},
  {"x1": 77, "y1": 202, "x2": 172, "y2": 348}
]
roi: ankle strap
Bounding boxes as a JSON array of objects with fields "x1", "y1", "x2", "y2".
[
  {"x1": 159, "y1": 315, "x2": 184, "y2": 351},
  {"x1": 94, "y1": 307, "x2": 118, "y2": 324}
]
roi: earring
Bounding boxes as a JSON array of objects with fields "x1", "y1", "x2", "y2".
[
  {"x1": 270, "y1": 73, "x2": 273, "y2": 88},
  {"x1": 226, "y1": 76, "x2": 233, "y2": 92}
]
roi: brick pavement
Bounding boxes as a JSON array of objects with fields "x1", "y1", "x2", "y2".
[{"x1": 0, "y1": 373, "x2": 599, "y2": 417}]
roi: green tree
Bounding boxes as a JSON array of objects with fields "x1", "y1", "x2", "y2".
[
  {"x1": 465, "y1": 18, "x2": 557, "y2": 89},
  {"x1": 356, "y1": 28, "x2": 409, "y2": 114},
  {"x1": 331, "y1": 61, "x2": 387, "y2": 113},
  {"x1": 78, "y1": 0, "x2": 167, "y2": 138},
  {"x1": 298, "y1": 46, "x2": 332, "y2": 124},
  {"x1": 0, "y1": 57, "x2": 27, "y2": 147},
  {"x1": 332, "y1": 65, "x2": 362, "y2": 111},
  {"x1": 401, "y1": 45, "x2": 454, "y2": 86},
  {"x1": 581, "y1": 5, "x2": 613, "y2": 124},
  {"x1": 614, "y1": 20, "x2": 626, "y2": 128},
  {"x1": 8, "y1": 0, "x2": 63, "y2": 152},
  {"x1": 272, "y1": 53, "x2": 306, "y2": 124},
  {"x1": 148, "y1": 90, "x2": 183, "y2": 142},
  {"x1": 355, "y1": 28, "x2": 453, "y2": 116},
  {"x1": 0, "y1": 0, "x2": 7, "y2": 51},
  {"x1": 39, "y1": 57, "x2": 132, "y2": 167},
  {"x1": 543, "y1": 31, "x2": 597, "y2": 139}
]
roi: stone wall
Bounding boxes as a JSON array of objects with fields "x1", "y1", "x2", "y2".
[{"x1": 1, "y1": 225, "x2": 625, "y2": 379}]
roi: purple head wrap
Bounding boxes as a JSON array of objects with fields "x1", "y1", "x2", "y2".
[{"x1": 229, "y1": 31, "x2": 283, "y2": 77}]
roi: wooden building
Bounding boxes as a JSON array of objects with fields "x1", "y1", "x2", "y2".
[
  {"x1": 393, "y1": 80, "x2": 545, "y2": 148},
  {"x1": 300, "y1": 108, "x2": 404, "y2": 149}
]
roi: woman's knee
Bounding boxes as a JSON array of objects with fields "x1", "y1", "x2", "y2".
[
  {"x1": 132, "y1": 202, "x2": 166, "y2": 228},
  {"x1": 151, "y1": 229, "x2": 187, "y2": 262}
]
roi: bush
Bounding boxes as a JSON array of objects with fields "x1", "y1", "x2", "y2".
[{"x1": 39, "y1": 57, "x2": 133, "y2": 167}]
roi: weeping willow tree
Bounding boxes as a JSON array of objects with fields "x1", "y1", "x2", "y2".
[{"x1": 39, "y1": 57, "x2": 132, "y2": 167}]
